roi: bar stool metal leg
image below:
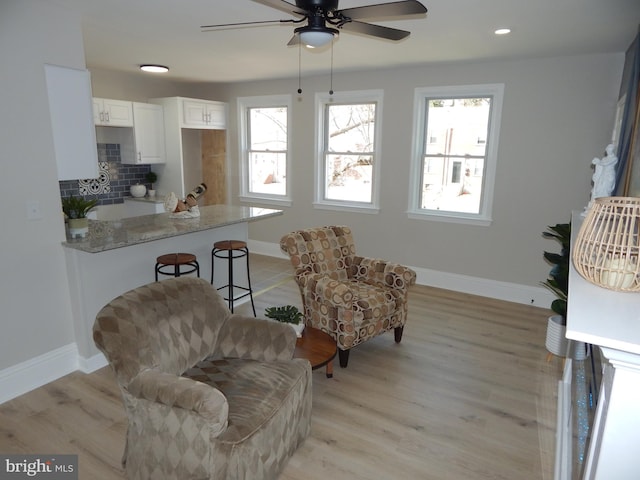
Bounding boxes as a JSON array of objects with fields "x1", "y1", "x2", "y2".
[
  {"x1": 211, "y1": 241, "x2": 256, "y2": 316},
  {"x1": 244, "y1": 246, "x2": 256, "y2": 316}
]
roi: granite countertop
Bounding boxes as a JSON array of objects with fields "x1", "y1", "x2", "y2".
[{"x1": 63, "y1": 204, "x2": 283, "y2": 253}]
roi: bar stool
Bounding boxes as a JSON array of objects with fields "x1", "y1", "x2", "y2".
[
  {"x1": 155, "y1": 253, "x2": 200, "y2": 281},
  {"x1": 211, "y1": 240, "x2": 256, "y2": 315}
]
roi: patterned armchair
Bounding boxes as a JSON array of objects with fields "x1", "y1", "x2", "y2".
[
  {"x1": 93, "y1": 277, "x2": 311, "y2": 480},
  {"x1": 280, "y1": 225, "x2": 416, "y2": 368}
]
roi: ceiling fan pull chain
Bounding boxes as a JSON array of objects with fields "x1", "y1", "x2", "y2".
[
  {"x1": 329, "y1": 38, "x2": 334, "y2": 96},
  {"x1": 297, "y1": 42, "x2": 303, "y2": 94}
]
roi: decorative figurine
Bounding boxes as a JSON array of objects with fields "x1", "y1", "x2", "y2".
[{"x1": 585, "y1": 144, "x2": 618, "y2": 214}]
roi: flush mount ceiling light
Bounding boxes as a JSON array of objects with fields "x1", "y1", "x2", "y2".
[
  {"x1": 494, "y1": 28, "x2": 512, "y2": 35},
  {"x1": 139, "y1": 64, "x2": 169, "y2": 73}
]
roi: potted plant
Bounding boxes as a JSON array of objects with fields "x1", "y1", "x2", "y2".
[
  {"x1": 62, "y1": 195, "x2": 98, "y2": 238},
  {"x1": 265, "y1": 305, "x2": 305, "y2": 337},
  {"x1": 541, "y1": 222, "x2": 571, "y2": 358},
  {"x1": 145, "y1": 171, "x2": 158, "y2": 197}
]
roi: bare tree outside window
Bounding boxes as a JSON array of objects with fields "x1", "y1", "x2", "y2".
[{"x1": 324, "y1": 103, "x2": 376, "y2": 203}]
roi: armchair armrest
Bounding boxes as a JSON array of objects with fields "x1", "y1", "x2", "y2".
[
  {"x1": 352, "y1": 256, "x2": 416, "y2": 291},
  {"x1": 127, "y1": 369, "x2": 228, "y2": 437},
  {"x1": 216, "y1": 315, "x2": 298, "y2": 362}
]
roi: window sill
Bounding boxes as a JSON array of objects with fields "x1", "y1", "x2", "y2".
[
  {"x1": 313, "y1": 202, "x2": 379, "y2": 214},
  {"x1": 239, "y1": 195, "x2": 292, "y2": 208},
  {"x1": 407, "y1": 210, "x2": 492, "y2": 226}
]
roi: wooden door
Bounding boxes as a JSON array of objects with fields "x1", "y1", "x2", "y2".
[{"x1": 201, "y1": 130, "x2": 227, "y2": 205}]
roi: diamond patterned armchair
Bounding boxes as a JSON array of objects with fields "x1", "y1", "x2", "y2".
[
  {"x1": 93, "y1": 277, "x2": 311, "y2": 480},
  {"x1": 280, "y1": 225, "x2": 416, "y2": 368}
]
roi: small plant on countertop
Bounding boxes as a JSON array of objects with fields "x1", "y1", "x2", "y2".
[
  {"x1": 61, "y1": 195, "x2": 98, "y2": 219},
  {"x1": 145, "y1": 171, "x2": 158, "y2": 190},
  {"x1": 264, "y1": 305, "x2": 303, "y2": 325}
]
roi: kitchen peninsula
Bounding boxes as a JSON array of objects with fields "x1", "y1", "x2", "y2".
[{"x1": 63, "y1": 204, "x2": 282, "y2": 367}]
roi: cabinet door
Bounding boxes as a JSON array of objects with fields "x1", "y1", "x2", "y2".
[
  {"x1": 93, "y1": 98, "x2": 133, "y2": 126},
  {"x1": 104, "y1": 99, "x2": 134, "y2": 126},
  {"x1": 205, "y1": 103, "x2": 226, "y2": 129},
  {"x1": 45, "y1": 64, "x2": 99, "y2": 180},
  {"x1": 182, "y1": 99, "x2": 209, "y2": 127},
  {"x1": 130, "y1": 102, "x2": 166, "y2": 164}
]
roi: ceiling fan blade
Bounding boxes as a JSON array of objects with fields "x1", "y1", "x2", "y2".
[
  {"x1": 340, "y1": 20, "x2": 410, "y2": 41},
  {"x1": 251, "y1": 0, "x2": 306, "y2": 17},
  {"x1": 338, "y1": 0, "x2": 427, "y2": 20},
  {"x1": 201, "y1": 19, "x2": 295, "y2": 31}
]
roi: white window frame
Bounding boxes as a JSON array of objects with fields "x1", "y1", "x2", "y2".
[
  {"x1": 314, "y1": 90, "x2": 383, "y2": 213},
  {"x1": 238, "y1": 94, "x2": 292, "y2": 207},
  {"x1": 408, "y1": 83, "x2": 504, "y2": 226}
]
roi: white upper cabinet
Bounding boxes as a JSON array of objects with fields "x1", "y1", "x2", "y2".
[
  {"x1": 122, "y1": 102, "x2": 166, "y2": 164},
  {"x1": 182, "y1": 99, "x2": 226, "y2": 129},
  {"x1": 93, "y1": 98, "x2": 134, "y2": 127},
  {"x1": 45, "y1": 64, "x2": 99, "y2": 181}
]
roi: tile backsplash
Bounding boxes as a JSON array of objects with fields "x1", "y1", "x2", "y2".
[{"x1": 59, "y1": 143, "x2": 151, "y2": 205}]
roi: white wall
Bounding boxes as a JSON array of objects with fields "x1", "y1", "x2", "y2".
[{"x1": 0, "y1": 1, "x2": 85, "y2": 373}]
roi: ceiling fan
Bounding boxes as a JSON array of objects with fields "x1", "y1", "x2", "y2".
[{"x1": 201, "y1": 0, "x2": 428, "y2": 48}]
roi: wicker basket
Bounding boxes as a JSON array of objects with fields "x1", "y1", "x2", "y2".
[{"x1": 572, "y1": 196, "x2": 640, "y2": 292}]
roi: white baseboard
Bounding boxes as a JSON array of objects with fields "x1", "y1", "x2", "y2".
[
  {"x1": 0, "y1": 344, "x2": 79, "y2": 404},
  {"x1": 248, "y1": 240, "x2": 554, "y2": 308},
  {"x1": 77, "y1": 352, "x2": 108, "y2": 374},
  {"x1": 0, "y1": 344, "x2": 108, "y2": 405}
]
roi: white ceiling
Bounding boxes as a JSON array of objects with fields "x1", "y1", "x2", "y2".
[{"x1": 51, "y1": 0, "x2": 640, "y2": 84}]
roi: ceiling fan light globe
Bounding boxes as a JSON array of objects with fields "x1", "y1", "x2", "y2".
[{"x1": 299, "y1": 30, "x2": 334, "y2": 48}]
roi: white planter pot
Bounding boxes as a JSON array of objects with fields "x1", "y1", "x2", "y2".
[
  {"x1": 545, "y1": 314, "x2": 568, "y2": 357},
  {"x1": 291, "y1": 323, "x2": 305, "y2": 338},
  {"x1": 68, "y1": 217, "x2": 89, "y2": 239}
]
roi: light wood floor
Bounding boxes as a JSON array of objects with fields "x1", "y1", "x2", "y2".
[{"x1": 0, "y1": 255, "x2": 563, "y2": 479}]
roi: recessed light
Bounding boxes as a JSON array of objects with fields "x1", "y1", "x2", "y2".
[
  {"x1": 494, "y1": 28, "x2": 511, "y2": 35},
  {"x1": 140, "y1": 64, "x2": 169, "y2": 73}
]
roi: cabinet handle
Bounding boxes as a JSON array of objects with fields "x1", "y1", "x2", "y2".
[
  {"x1": 99, "y1": 112, "x2": 104, "y2": 122},
  {"x1": 105, "y1": 112, "x2": 110, "y2": 123},
  {"x1": 138, "y1": 152, "x2": 142, "y2": 162},
  {"x1": 207, "y1": 113, "x2": 212, "y2": 124}
]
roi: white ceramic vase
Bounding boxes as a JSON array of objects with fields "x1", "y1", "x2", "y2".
[
  {"x1": 130, "y1": 184, "x2": 147, "y2": 198},
  {"x1": 545, "y1": 314, "x2": 568, "y2": 358}
]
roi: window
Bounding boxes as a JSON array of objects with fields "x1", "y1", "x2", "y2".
[
  {"x1": 409, "y1": 84, "x2": 504, "y2": 225},
  {"x1": 315, "y1": 90, "x2": 383, "y2": 212},
  {"x1": 238, "y1": 95, "x2": 291, "y2": 206}
]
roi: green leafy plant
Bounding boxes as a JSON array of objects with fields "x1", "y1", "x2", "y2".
[
  {"x1": 145, "y1": 171, "x2": 158, "y2": 189},
  {"x1": 61, "y1": 195, "x2": 98, "y2": 219},
  {"x1": 541, "y1": 223, "x2": 571, "y2": 324},
  {"x1": 264, "y1": 305, "x2": 303, "y2": 325}
]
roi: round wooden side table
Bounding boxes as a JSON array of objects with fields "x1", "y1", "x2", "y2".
[{"x1": 294, "y1": 327, "x2": 337, "y2": 378}]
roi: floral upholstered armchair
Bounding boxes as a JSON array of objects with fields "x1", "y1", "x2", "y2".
[
  {"x1": 93, "y1": 277, "x2": 311, "y2": 480},
  {"x1": 280, "y1": 225, "x2": 416, "y2": 368}
]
